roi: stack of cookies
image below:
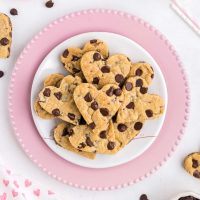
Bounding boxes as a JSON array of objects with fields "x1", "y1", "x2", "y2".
[{"x1": 34, "y1": 39, "x2": 164, "y2": 159}]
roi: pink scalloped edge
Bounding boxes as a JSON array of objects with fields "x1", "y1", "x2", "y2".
[{"x1": 8, "y1": 9, "x2": 190, "y2": 191}]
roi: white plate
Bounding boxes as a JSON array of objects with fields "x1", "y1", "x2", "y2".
[{"x1": 31, "y1": 32, "x2": 168, "y2": 169}]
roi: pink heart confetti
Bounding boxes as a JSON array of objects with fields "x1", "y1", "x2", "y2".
[
  {"x1": 12, "y1": 190, "x2": 18, "y2": 198},
  {"x1": 2, "y1": 180, "x2": 9, "y2": 187},
  {"x1": 13, "y1": 180, "x2": 19, "y2": 188},
  {"x1": 24, "y1": 179, "x2": 32, "y2": 187},
  {"x1": 48, "y1": 190, "x2": 54, "y2": 195},
  {"x1": 33, "y1": 189, "x2": 40, "y2": 197},
  {"x1": 0, "y1": 193, "x2": 7, "y2": 200}
]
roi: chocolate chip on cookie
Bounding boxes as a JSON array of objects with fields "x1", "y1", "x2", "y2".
[
  {"x1": 134, "y1": 122, "x2": 143, "y2": 130},
  {"x1": 52, "y1": 108, "x2": 60, "y2": 116},
  {"x1": 91, "y1": 101, "x2": 98, "y2": 110},
  {"x1": 92, "y1": 77, "x2": 99, "y2": 84},
  {"x1": 192, "y1": 159, "x2": 199, "y2": 168},
  {"x1": 135, "y1": 68, "x2": 143, "y2": 76},
  {"x1": 86, "y1": 137, "x2": 94, "y2": 147},
  {"x1": 113, "y1": 88, "x2": 122, "y2": 96},
  {"x1": 89, "y1": 122, "x2": 96, "y2": 129},
  {"x1": 78, "y1": 142, "x2": 86, "y2": 149},
  {"x1": 93, "y1": 52, "x2": 101, "y2": 61},
  {"x1": 117, "y1": 123, "x2": 127, "y2": 132},
  {"x1": 106, "y1": 87, "x2": 114, "y2": 96},
  {"x1": 68, "y1": 113, "x2": 75, "y2": 120},
  {"x1": 101, "y1": 66, "x2": 110, "y2": 73},
  {"x1": 0, "y1": 38, "x2": 9, "y2": 46},
  {"x1": 100, "y1": 108, "x2": 109, "y2": 116},
  {"x1": 90, "y1": 39, "x2": 97, "y2": 44},
  {"x1": 145, "y1": 109, "x2": 153, "y2": 118},
  {"x1": 62, "y1": 49, "x2": 69, "y2": 58},
  {"x1": 126, "y1": 102, "x2": 135, "y2": 109},
  {"x1": 140, "y1": 87, "x2": 148, "y2": 94},
  {"x1": 115, "y1": 74, "x2": 124, "y2": 84},
  {"x1": 136, "y1": 79, "x2": 143, "y2": 87},
  {"x1": 107, "y1": 141, "x2": 115, "y2": 150},
  {"x1": 125, "y1": 82, "x2": 133, "y2": 91},
  {"x1": 43, "y1": 88, "x2": 51, "y2": 97},
  {"x1": 54, "y1": 92, "x2": 62, "y2": 100},
  {"x1": 62, "y1": 127, "x2": 74, "y2": 137},
  {"x1": 84, "y1": 92, "x2": 92, "y2": 102},
  {"x1": 99, "y1": 131, "x2": 107, "y2": 139},
  {"x1": 71, "y1": 55, "x2": 80, "y2": 61}
]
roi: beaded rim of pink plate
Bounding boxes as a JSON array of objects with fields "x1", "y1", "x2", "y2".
[{"x1": 8, "y1": 9, "x2": 190, "y2": 191}]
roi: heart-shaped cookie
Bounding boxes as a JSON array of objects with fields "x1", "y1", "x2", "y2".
[
  {"x1": 80, "y1": 51, "x2": 131, "y2": 88},
  {"x1": 38, "y1": 75, "x2": 82, "y2": 125},
  {"x1": 117, "y1": 76, "x2": 164, "y2": 123},
  {"x1": 73, "y1": 83, "x2": 124, "y2": 135},
  {"x1": 53, "y1": 123, "x2": 96, "y2": 159},
  {"x1": 60, "y1": 39, "x2": 109, "y2": 75}
]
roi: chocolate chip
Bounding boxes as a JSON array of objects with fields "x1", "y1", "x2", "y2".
[
  {"x1": 135, "y1": 68, "x2": 143, "y2": 76},
  {"x1": 113, "y1": 88, "x2": 122, "y2": 96},
  {"x1": 63, "y1": 49, "x2": 69, "y2": 58},
  {"x1": 101, "y1": 66, "x2": 110, "y2": 73},
  {"x1": 91, "y1": 101, "x2": 98, "y2": 110},
  {"x1": 84, "y1": 92, "x2": 92, "y2": 102},
  {"x1": 115, "y1": 74, "x2": 124, "y2": 83},
  {"x1": 0, "y1": 71, "x2": 4, "y2": 78},
  {"x1": 140, "y1": 194, "x2": 148, "y2": 200},
  {"x1": 68, "y1": 113, "x2": 75, "y2": 120},
  {"x1": 192, "y1": 159, "x2": 199, "y2": 168},
  {"x1": 90, "y1": 39, "x2": 97, "y2": 44},
  {"x1": 78, "y1": 142, "x2": 86, "y2": 148},
  {"x1": 193, "y1": 170, "x2": 200, "y2": 178},
  {"x1": 127, "y1": 57, "x2": 131, "y2": 61},
  {"x1": 179, "y1": 196, "x2": 199, "y2": 200},
  {"x1": 107, "y1": 141, "x2": 115, "y2": 150},
  {"x1": 93, "y1": 52, "x2": 101, "y2": 61},
  {"x1": 125, "y1": 82, "x2": 133, "y2": 91},
  {"x1": 117, "y1": 123, "x2": 127, "y2": 132},
  {"x1": 140, "y1": 87, "x2": 148, "y2": 94},
  {"x1": 136, "y1": 79, "x2": 143, "y2": 87},
  {"x1": 45, "y1": 0, "x2": 54, "y2": 8},
  {"x1": 86, "y1": 137, "x2": 94, "y2": 147},
  {"x1": 10, "y1": 8, "x2": 18, "y2": 15},
  {"x1": 92, "y1": 77, "x2": 99, "y2": 84},
  {"x1": 89, "y1": 122, "x2": 96, "y2": 129},
  {"x1": 79, "y1": 116, "x2": 86, "y2": 125},
  {"x1": 99, "y1": 131, "x2": 107, "y2": 139},
  {"x1": 134, "y1": 122, "x2": 143, "y2": 130},
  {"x1": 106, "y1": 87, "x2": 114, "y2": 96},
  {"x1": 0, "y1": 38, "x2": 9, "y2": 46},
  {"x1": 52, "y1": 108, "x2": 60, "y2": 116},
  {"x1": 112, "y1": 112, "x2": 118, "y2": 123},
  {"x1": 72, "y1": 68, "x2": 81, "y2": 73},
  {"x1": 54, "y1": 92, "x2": 62, "y2": 100},
  {"x1": 72, "y1": 55, "x2": 80, "y2": 61},
  {"x1": 145, "y1": 109, "x2": 153, "y2": 118},
  {"x1": 62, "y1": 127, "x2": 73, "y2": 137},
  {"x1": 43, "y1": 88, "x2": 51, "y2": 97},
  {"x1": 151, "y1": 74, "x2": 154, "y2": 79},
  {"x1": 100, "y1": 108, "x2": 109, "y2": 116},
  {"x1": 126, "y1": 102, "x2": 135, "y2": 109}
]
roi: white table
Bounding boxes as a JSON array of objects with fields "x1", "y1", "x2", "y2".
[{"x1": 0, "y1": 0, "x2": 200, "y2": 199}]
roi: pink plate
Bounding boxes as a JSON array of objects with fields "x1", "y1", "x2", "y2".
[{"x1": 8, "y1": 9, "x2": 190, "y2": 190}]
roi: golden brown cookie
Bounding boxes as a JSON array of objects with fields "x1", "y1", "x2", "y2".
[
  {"x1": 0, "y1": 13, "x2": 12, "y2": 58},
  {"x1": 60, "y1": 39, "x2": 109, "y2": 75},
  {"x1": 81, "y1": 51, "x2": 131, "y2": 88},
  {"x1": 184, "y1": 153, "x2": 200, "y2": 179},
  {"x1": 53, "y1": 123, "x2": 96, "y2": 159},
  {"x1": 38, "y1": 75, "x2": 82, "y2": 124}
]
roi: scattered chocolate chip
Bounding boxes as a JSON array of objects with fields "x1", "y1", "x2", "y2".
[
  {"x1": 78, "y1": 142, "x2": 86, "y2": 149},
  {"x1": 89, "y1": 122, "x2": 96, "y2": 129},
  {"x1": 140, "y1": 194, "x2": 148, "y2": 200},
  {"x1": 93, "y1": 52, "x2": 101, "y2": 61},
  {"x1": 126, "y1": 102, "x2": 135, "y2": 109},
  {"x1": 54, "y1": 92, "x2": 62, "y2": 100},
  {"x1": 62, "y1": 127, "x2": 73, "y2": 137},
  {"x1": 45, "y1": 0, "x2": 54, "y2": 8},
  {"x1": 193, "y1": 170, "x2": 200, "y2": 178},
  {"x1": 84, "y1": 92, "x2": 92, "y2": 102},
  {"x1": 90, "y1": 39, "x2": 97, "y2": 44},
  {"x1": 151, "y1": 74, "x2": 154, "y2": 79},
  {"x1": 68, "y1": 113, "x2": 75, "y2": 120},
  {"x1": 179, "y1": 196, "x2": 199, "y2": 200},
  {"x1": 135, "y1": 68, "x2": 143, "y2": 76},
  {"x1": 192, "y1": 159, "x2": 199, "y2": 168},
  {"x1": 145, "y1": 109, "x2": 153, "y2": 118},
  {"x1": 91, "y1": 101, "x2": 98, "y2": 110},
  {"x1": 52, "y1": 108, "x2": 60, "y2": 116},
  {"x1": 92, "y1": 77, "x2": 99, "y2": 84},
  {"x1": 134, "y1": 122, "x2": 143, "y2": 130},
  {"x1": 101, "y1": 66, "x2": 110, "y2": 73},
  {"x1": 72, "y1": 68, "x2": 81, "y2": 73},
  {"x1": 99, "y1": 131, "x2": 107, "y2": 139},
  {"x1": 0, "y1": 38, "x2": 9, "y2": 46},
  {"x1": 10, "y1": 8, "x2": 18, "y2": 15},
  {"x1": 125, "y1": 82, "x2": 133, "y2": 91},
  {"x1": 79, "y1": 116, "x2": 86, "y2": 125},
  {"x1": 106, "y1": 87, "x2": 114, "y2": 96},
  {"x1": 86, "y1": 137, "x2": 94, "y2": 147},
  {"x1": 0, "y1": 71, "x2": 4, "y2": 78},
  {"x1": 43, "y1": 88, "x2": 51, "y2": 97},
  {"x1": 115, "y1": 74, "x2": 124, "y2": 83},
  {"x1": 63, "y1": 49, "x2": 69, "y2": 58},
  {"x1": 140, "y1": 87, "x2": 148, "y2": 94},
  {"x1": 117, "y1": 123, "x2": 127, "y2": 132},
  {"x1": 107, "y1": 141, "x2": 115, "y2": 150},
  {"x1": 100, "y1": 108, "x2": 109, "y2": 116},
  {"x1": 136, "y1": 79, "x2": 143, "y2": 87},
  {"x1": 113, "y1": 88, "x2": 122, "y2": 96},
  {"x1": 72, "y1": 55, "x2": 80, "y2": 61}
]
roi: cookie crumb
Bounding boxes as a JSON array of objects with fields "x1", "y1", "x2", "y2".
[
  {"x1": 10, "y1": 8, "x2": 18, "y2": 16},
  {"x1": 0, "y1": 71, "x2": 4, "y2": 78},
  {"x1": 45, "y1": 0, "x2": 54, "y2": 8}
]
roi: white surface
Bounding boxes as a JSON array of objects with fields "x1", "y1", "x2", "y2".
[
  {"x1": 0, "y1": 0, "x2": 199, "y2": 199},
  {"x1": 31, "y1": 32, "x2": 167, "y2": 169}
]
